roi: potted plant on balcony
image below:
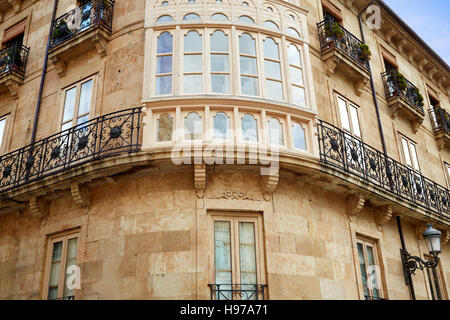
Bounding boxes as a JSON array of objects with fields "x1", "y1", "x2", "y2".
[
  {"x1": 357, "y1": 43, "x2": 371, "y2": 61},
  {"x1": 52, "y1": 20, "x2": 72, "y2": 45},
  {"x1": 412, "y1": 88, "x2": 424, "y2": 108}
]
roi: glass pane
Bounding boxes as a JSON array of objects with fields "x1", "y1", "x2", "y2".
[
  {"x1": 156, "y1": 76, "x2": 172, "y2": 95},
  {"x1": 157, "y1": 15, "x2": 174, "y2": 23},
  {"x1": 357, "y1": 242, "x2": 369, "y2": 298},
  {"x1": 242, "y1": 114, "x2": 258, "y2": 142},
  {"x1": 287, "y1": 27, "x2": 300, "y2": 37},
  {"x1": 63, "y1": 87, "x2": 77, "y2": 123},
  {"x1": 266, "y1": 80, "x2": 283, "y2": 101},
  {"x1": 290, "y1": 66, "x2": 303, "y2": 86},
  {"x1": 48, "y1": 241, "x2": 63, "y2": 300},
  {"x1": 401, "y1": 138, "x2": 412, "y2": 166},
  {"x1": 211, "y1": 13, "x2": 228, "y2": 21},
  {"x1": 185, "y1": 113, "x2": 203, "y2": 140},
  {"x1": 78, "y1": 80, "x2": 92, "y2": 116},
  {"x1": 211, "y1": 54, "x2": 229, "y2": 72},
  {"x1": 241, "y1": 76, "x2": 259, "y2": 96},
  {"x1": 184, "y1": 54, "x2": 203, "y2": 73},
  {"x1": 264, "y1": 21, "x2": 279, "y2": 30},
  {"x1": 238, "y1": 16, "x2": 254, "y2": 24},
  {"x1": 265, "y1": 60, "x2": 281, "y2": 79},
  {"x1": 292, "y1": 86, "x2": 306, "y2": 106},
  {"x1": 184, "y1": 75, "x2": 203, "y2": 93},
  {"x1": 288, "y1": 45, "x2": 301, "y2": 66},
  {"x1": 239, "y1": 34, "x2": 256, "y2": 55},
  {"x1": 366, "y1": 245, "x2": 380, "y2": 298},
  {"x1": 410, "y1": 143, "x2": 419, "y2": 170},
  {"x1": 264, "y1": 38, "x2": 279, "y2": 60},
  {"x1": 0, "y1": 118, "x2": 7, "y2": 148},
  {"x1": 63, "y1": 238, "x2": 78, "y2": 298},
  {"x1": 211, "y1": 31, "x2": 228, "y2": 52},
  {"x1": 269, "y1": 118, "x2": 283, "y2": 145},
  {"x1": 338, "y1": 98, "x2": 350, "y2": 131},
  {"x1": 211, "y1": 75, "x2": 231, "y2": 94},
  {"x1": 157, "y1": 113, "x2": 173, "y2": 142},
  {"x1": 240, "y1": 56, "x2": 257, "y2": 75},
  {"x1": 157, "y1": 56, "x2": 173, "y2": 74},
  {"x1": 77, "y1": 115, "x2": 89, "y2": 125},
  {"x1": 157, "y1": 32, "x2": 173, "y2": 54},
  {"x1": 214, "y1": 112, "x2": 230, "y2": 140},
  {"x1": 293, "y1": 123, "x2": 306, "y2": 150},
  {"x1": 215, "y1": 221, "x2": 232, "y2": 300},
  {"x1": 184, "y1": 13, "x2": 201, "y2": 20},
  {"x1": 349, "y1": 105, "x2": 361, "y2": 137},
  {"x1": 62, "y1": 121, "x2": 72, "y2": 132},
  {"x1": 185, "y1": 31, "x2": 202, "y2": 52},
  {"x1": 239, "y1": 222, "x2": 257, "y2": 300}
]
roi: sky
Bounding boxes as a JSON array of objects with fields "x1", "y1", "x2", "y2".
[{"x1": 384, "y1": 0, "x2": 450, "y2": 66}]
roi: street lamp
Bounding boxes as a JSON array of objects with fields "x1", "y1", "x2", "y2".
[{"x1": 400, "y1": 224, "x2": 442, "y2": 298}]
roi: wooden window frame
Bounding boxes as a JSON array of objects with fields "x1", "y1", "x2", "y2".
[
  {"x1": 208, "y1": 212, "x2": 266, "y2": 297},
  {"x1": 336, "y1": 94, "x2": 362, "y2": 138},
  {"x1": 356, "y1": 237, "x2": 385, "y2": 300},
  {"x1": 0, "y1": 115, "x2": 9, "y2": 155},
  {"x1": 60, "y1": 76, "x2": 96, "y2": 131},
  {"x1": 42, "y1": 229, "x2": 80, "y2": 300},
  {"x1": 444, "y1": 163, "x2": 450, "y2": 188},
  {"x1": 399, "y1": 134, "x2": 420, "y2": 172}
]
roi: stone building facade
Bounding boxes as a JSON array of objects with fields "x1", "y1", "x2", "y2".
[{"x1": 0, "y1": 0, "x2": 448, "y2": 300}]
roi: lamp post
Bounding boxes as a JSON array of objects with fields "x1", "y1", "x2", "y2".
[{"x1": 400, "y1": 224, "x2": 442, "y2": 300}]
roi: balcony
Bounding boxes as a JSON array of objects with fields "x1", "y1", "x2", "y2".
[
  {"x1": 0, "y1": 44, "x2": 29, "y2": 97},
  {"x1": 317, "y1": 18, "x2": 370, "y2": 96},
  {"x1": 208, "y1": 284, "x2": 267, "y2": 300},
  {"x1": 317, "y1": 120, "x2": 450, "y2": 223},
  {"x1": 382, "y1": 71, "x2": 425, "y2": 132},
  {"x1": 48, "y1": 0, "x2": 115, "y2": 77},
  {"x1": 429, "y1": 107, "x2": 450, "y2": 151},
  {"x1": 0, "y1": 108, "x2": 142, "y2": 196}
]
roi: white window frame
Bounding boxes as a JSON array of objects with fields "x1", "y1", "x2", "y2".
[
  {"x1": 336, "y1": 94, "x2": 361, "y2": 138},
  {"x1": 399, "y1": 134, "x2": 420, "y2": 171}
]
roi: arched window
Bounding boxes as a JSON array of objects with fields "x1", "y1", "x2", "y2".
[
  {"x1": 211, "y1": 31, "x2": 230, "y2": 94},
  {"x1": 268, "y1": 118, "x2": 283, "y2": 145},
  {"x1": 266, "y1": 7, "x2": 273, "y2": 12},
  {"x1": 239, "y1": 33, "x2": 259, "y2": 96},
  {"x1": 162, "y1": 1, "x2": 168, "y2": 6},
  {"x1": 216, "y1": 0, "x2": 223, "y2": 3},
  {"x1": 211, "y1": 13, "x2": 228, "y2": 21},
  {"x1": 289, "y1": 14, "x2": 295, "y2": 21},
  {"x1": 184, "y1": 31, "x2": 203, "y2": 93},
  {"x1": 156, "y1": 15, "x2": 173, "y2": 23},
  {"x1": 188, "y1": 0, "x2": 195, "y2": 3},
  {"x1": 156, "y1": 32, "x2": 173, "y2": 95},
  {"x1": 213, "y1": 112, "x2": 230, "y2": 140},
  {"x1": 242, "y1": 2, "x2": 249, "y2": 6},
  {"x1": 264, "y1": 38, "x2": 283, "y2": 101},
  {"x1": 184, "y1": 13, "x2": 201, "y2": 20},
  {"x1": 185, "y1": 113, "x2": 203, "y2": 140},
  {"x1": 287, "y1": 27, "x2": 300, "y2": 38},
  {"x1": 264, "y1": 21, "x2": 279, "y2": 30},
  {"x1": 238, "y1": 15, "x2": 255, "y2": 24},
  {"x1": 242, "y1": 114, "x2": 258, "y2": 142},
  {"x1": 157, "y1": 113, "x2": 173, "y2": 142},
  {"x1": 292, "y1": 123, "x2": 306, "y2": 150},
  {"x1": 288, "y1": 45, "x2": 306, "y2": 106}
]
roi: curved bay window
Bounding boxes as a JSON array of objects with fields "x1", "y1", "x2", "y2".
[
  {"x1": 292, "y1": 122, "x2": 306, "y2": 150},
  {"x1": 242, "y1": 114, "x2": 258, "y2": 142},
  {"x1": 183, "y1": 31, "x2": 203, "y2": 94},
  {"x1": 268, "y1": 118, "x2": 283, "y2": 145},
  {"x1": 185, "y1": 112, "x2": 203, "y2": 140},
  {"x1": 213, "y1": 112, "x2": 231, "y2": 140},
  {"x1": 239, "y1": 33, "x2": 259, "y2": 96},
  {"x1": 156, "y1": 32, "x2": 173, "y2": 95},
  {"x1": 287, "y1": 45, "x2": 305, "y2": 107},
  {"x1": 157, "y1": 113, "x2": 174, "y2": 142},
  {"x1": 264, "y1": 38, "x2": 283, "y2": 101}
]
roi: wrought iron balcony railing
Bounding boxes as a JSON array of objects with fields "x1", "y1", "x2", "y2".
[
  {"x1": 429, "y1": 107, "x2": 450, "y2": 135},
  {"x1": 0, "y1": 107, "x2": 142, "y2": 195},
  {"x1": 382, "y1": 71, "x2": 425, "y2": 115},
  {"x1": 50, "y1": 0, "x2": 115, "y2": 49},
  {"x1": 318, "y1": 120, "x2": 450, "y2": 221},
  {"x1": 208, "y1": 284, "x2": 267, "y2": 300},
  {"x1": 0, "y1": 44, "x2": 30, "y2": 78},
  {"x1": 317, "y1": 18, "x2": 370, "y2": 72}
]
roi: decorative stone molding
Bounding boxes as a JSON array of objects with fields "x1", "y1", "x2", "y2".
[
  {"x1": 408, "y1": 49, "x2": 418, "y2": 63},
  {"x1": 418, "y1": 58, "x2": 429, "y2": 72},
  {"x1": 347, "y1": 193, "x2": 365, "y2": 221},
  {"x1": 29, "y1": 196, "x2": 49, "y2": 219},
  {"x1": 354, "y1": 77, "x2": 369, "y2": 97},
  {"x1": 324, "y1": 55, "x2": 340, "y2": 76},
  {"x1": 442, "y1": 230, "x2": 450, "y2": 246},
  {"x1": 92, "y1": 34, "x2": 108, "y2": 57},
  {"x1": 210, "y1": 191, "x2": 259, "y2": 201},
  {"x1": 194, "y1": 164, "x2": 206, "y2": 198},
  {"x1": 49, "y1": 56, "x2": 67, "y2": 77},
  {"x1": 415, "y1": 224, "x2": 427, "y2": 240},
  {"x1": 261, "y1": 169, "x2": 279, "y2": 201},
  {"x1": 375, "y1": 205, "x2": 392, "y2": 230},
  {"x1": 9, "y1": 0, "x2": 22, "y2": 13},
  {"x1": 4, "y1": 79, "x2": 20, "y2": 97},
  {"x1": 71, "y1": 182, "x2": 90, "y2": 208},
  {"x1": 384, "y1": 28, "x2": 396, "y2": 43},
  {"x1": 397, "y1": 39, "x2": 408, "y2": 54}
]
